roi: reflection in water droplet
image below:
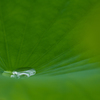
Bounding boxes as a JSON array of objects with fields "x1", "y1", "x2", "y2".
[{"x1": 2, "y1": 68, "x2": 36, "y2": 79}]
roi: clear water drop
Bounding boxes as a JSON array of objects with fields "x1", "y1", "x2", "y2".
[{"x1": 2, "y1": 67, "x2": 36, "y2": 79}]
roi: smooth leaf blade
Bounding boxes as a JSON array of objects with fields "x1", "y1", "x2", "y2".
[{"x1": 0, "y1": 0, "x2": 100, "y2": 100}]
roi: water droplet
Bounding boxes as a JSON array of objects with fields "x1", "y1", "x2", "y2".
[
  {"x1": 2, "y1": 71, "x2": 12, "y2": 77},
  {"x1": 2, "y1": 67, "x2": 36, "y2": 79}
]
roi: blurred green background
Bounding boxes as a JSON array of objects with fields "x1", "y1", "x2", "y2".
[{"x1": 0, "y1": 0, "x2": 100, "y2": 100}]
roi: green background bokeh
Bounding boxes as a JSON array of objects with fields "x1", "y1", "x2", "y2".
[{"x1": 0, "y1": 0, "x2": 100, "y2": 99}]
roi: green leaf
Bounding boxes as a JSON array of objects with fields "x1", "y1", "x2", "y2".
[{"x1": 0, "y1": 0, "x2": 100, "y2": 100}]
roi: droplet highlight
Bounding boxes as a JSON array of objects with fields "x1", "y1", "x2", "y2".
[{"x1": 2, "y1": 67, "x2": 36, "y2": 79}]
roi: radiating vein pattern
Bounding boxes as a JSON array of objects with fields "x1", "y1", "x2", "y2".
[
  {"x1": 0, "y1": 0, "x2": 100, "y2": 76},
  {"x1": 0, "y1": 0, "x2": 100, "y2": 100}
]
